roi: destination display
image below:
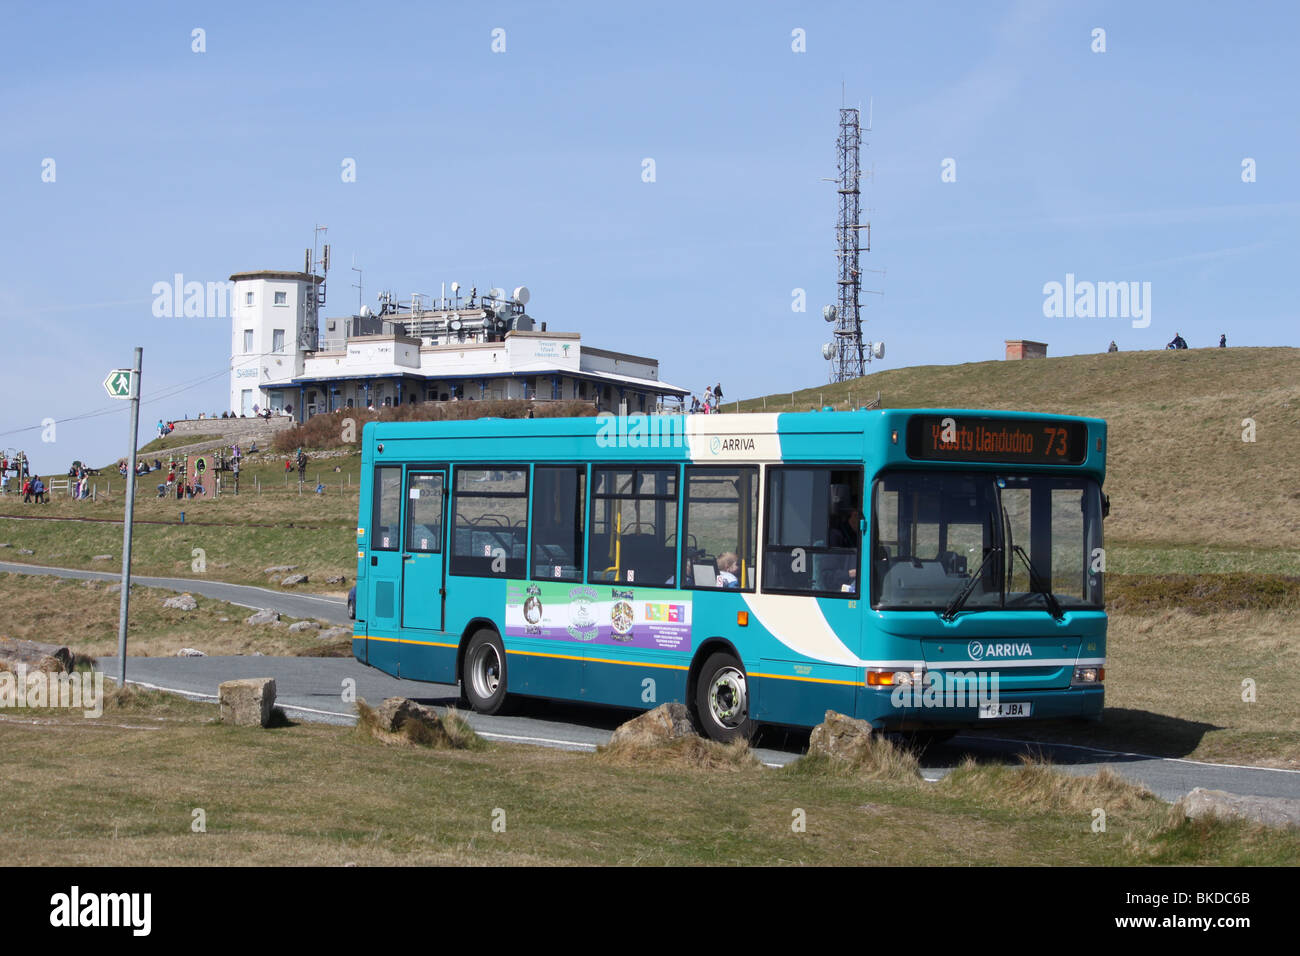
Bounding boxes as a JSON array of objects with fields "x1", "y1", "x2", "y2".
[{"x1": 906, "y1": 415, "x2": 1087, "y2": 464}]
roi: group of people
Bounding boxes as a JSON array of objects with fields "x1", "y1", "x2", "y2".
[
  {"x1": 1104, "y1": 333, "x2": 1228, "y2": 352},
  {"x1": 15, "y1": 476, "x2": 48, "y2": 503},
  {"x1": 689, "y1": 382, "x2": 725, "y2": 414}
]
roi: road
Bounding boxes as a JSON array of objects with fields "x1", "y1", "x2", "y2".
[
  {"x1": 98, "y1": 654, "x2": 1300, "y2": 803},
  {"x1": 0, "y1": 560, "x2": 349, "y2": 624}
]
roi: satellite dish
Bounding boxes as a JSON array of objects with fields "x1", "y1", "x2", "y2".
[
  {"x1": 822, "y1": 342, "x2": 838, "y2": 360},
  {"x1": 822, "y1": 305, "x2": 837, "y2": 323},
  {"x1": 513, "y1": 286, "x2": 530, "y2": 305},
  {"x1": 451, "y1": 282, "x2": 460, "y2": 294},
  {"x1": 872, "y1": 341, "x2": 886, "y2": 360},
  {"x1": 450, "y1": 318, "x2": 462, "y2": 331},
  {"x1": 489, "y1": 287, "x2": 505, "y2": 303},
  {"x1": 359, "y1": 305, "x2": 372, "y2": 318}
]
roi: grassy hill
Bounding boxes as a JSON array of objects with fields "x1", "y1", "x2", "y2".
[{"x1": 741, "y1": 347, "x2": 1300, "y2": 557}]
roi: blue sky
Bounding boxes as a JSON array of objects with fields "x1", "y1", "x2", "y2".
[{"x1": 1, "y1": 0, "x2": 1296, "y2": 470}]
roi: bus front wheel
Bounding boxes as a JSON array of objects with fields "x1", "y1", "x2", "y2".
[
  {"x1": 462, "y1": 630, "x2": 510, "y2": 715},
  {"x1": 696, "y1": 652, "x2": 755, "y2": 744}
]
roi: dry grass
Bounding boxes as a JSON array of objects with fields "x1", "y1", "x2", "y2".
[
  {"x1": 596, "y1": 734, "x2": 761, "y2": 771},
  {"x1": 941, "y1": 754, "x2": 1158, "y2": 815},
  {"x1": 0, "y1": 572, "x2": 344, "y2": 659},
  {"x1": 783, "y1": 734, "x2": 923, "y2": 783},
  {"x1": 2, "y1": 686, "x2": 1296, "y2": 865}
]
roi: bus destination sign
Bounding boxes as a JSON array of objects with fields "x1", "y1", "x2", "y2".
[{"x1": 906, "y1": 415, "x2": 1088, "y2": 465}]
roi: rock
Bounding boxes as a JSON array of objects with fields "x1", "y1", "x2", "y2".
[
  {"x1": 807, "y1": 710, "x2": 877, "y2": 762},
  {"x1": 244, "y1": 608, "x2": 280, "y2": 626},
  {"x1": 319, "y1": 627, "x2": 351, "y2": 641},
  {"x1": 288, "y1": 621, "x2": 320, "y2": 633},
  {"x1": 0, "y1": 637, "x2": 73, "y2": 674},
  {"x1": 280, "y1": 573, "x2": 308, "y2": 587},
  {"x1": 375, "y1": 697, "x2": 445, "y2": 738},
  {"x1": 218, "y1": 678, "x2": 277, "y2": 727},
  {"x1": 1181, "y1": 788, "x2": 1300, "y2": 829},
  {"x1": 325, "y1": 575, "x2": 346, "y2": 585},
  {"x1": 163, "y1": 593, "x2": 198, "y2": 611},
  {"x1": 176, "y1": 648, "x2": 206, "y2": 657},
  {"x1": 0, "y1": 543, "x2": 10, "y2": 548},
  {"x1": 219, "y1": 617, "x2": 229, "y2": 622},
  {"x1": 92, "y1": 554, "x2": 113, "y2": 562},
  {"x1": 608, "y1": 702, "x2": 697, "y2": 748},
  {"x1": 263, "y1": 565, "x2": 298, "y2": 574},
  {"x1": 17, "y1": 549, "x2": 34, "y2": 555}
]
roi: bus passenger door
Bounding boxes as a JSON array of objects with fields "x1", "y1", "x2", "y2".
[
  {"x1": 365, "y1": 465, "x2": 405, "y2": 672},
  {"x1": 401, "y1": 470, "x2": 447, "y2": 633}
]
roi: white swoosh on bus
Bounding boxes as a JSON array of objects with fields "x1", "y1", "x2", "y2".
[{"x1": 741, "y1": 593, "x2": 861, "y2": 666}]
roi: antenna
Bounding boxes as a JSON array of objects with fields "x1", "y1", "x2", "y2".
[{"x1": 351, "y1": 254, "x2": 363, "y2": 314}]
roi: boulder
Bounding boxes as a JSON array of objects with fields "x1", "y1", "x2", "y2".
[
  {"x1": 608, "y1": 702, "x2": 697, "y2": 748},
  {"x1": 92, "y1": 554, "x2": 113, "y2": 562},
  {"x1": 1181, "y1": 788, "x2": 1300, "y2": 829},
  {"x1": 374, "y1": 697, "x2": 447, "y2": 741},
  {"x1": 0, "y1": 543, "x2": 10, "y2": 548},
  {"x1": 807, "y1": 710, "x2": 877, "y2": 762},
  {"x1": 163, "y1": 593, "x2": 198, "y2": 611},
  {"x1": 319, "y1": 627, "x2": 352, "y2": 641},
  {"x1": 288, "y1": 621, "x2": 319, "y2": 633},
  {"x1": 281, "y1": 573, "x2": 308, "y2": 587},
  {"x1": 263, "y1": 565, "x2": 297, "y2": 574},
  {"x1": 17, "y1": 549, "x2": 33, "y2": 555},
  {"x1": 218, "y1": 677, "x2": 277, "y2": 727},
  {"x1": 244, "y1": 608, "x2": 280, "y2": 626},
  {"x1": 0, "y1": 637, "x2": 73, "y2": 674},
  {"x1": 176, "y1": 648, "x2": 206, "y2": 657},
  {"x1": 325, "y1": 575, "x2": 346, "y2": 585}
]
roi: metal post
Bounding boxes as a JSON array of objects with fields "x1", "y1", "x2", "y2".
[{"x1": 116, "y1": 347, "x2": 143, "y2": 689}]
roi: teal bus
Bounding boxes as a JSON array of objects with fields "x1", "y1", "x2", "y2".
[{"x1": 352, "y1": 408, "x2": 1108, "y2": 742}]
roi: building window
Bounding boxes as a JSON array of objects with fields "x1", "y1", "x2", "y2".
[
  {"x1": 274, "y1": 291, "x2": 287, "y2": 306},
  {"x1": 451, "y1": 467, "x2": 528, "y2": 577},
  {"x1": 682, "y1": 467, "x2": 758, "y2": 590},
  {"x1": 272, "y1": 329, "x2": 285, "y2": 353},
  {"x1": 531, "y1": 467, "x2": 586, "y2": 581},
  {"x1": 243, "y1": 330, "x2": 254, "y2": 353},
  {"x1": 245, "y1": 291, "x2": 254, "y2": 306}
]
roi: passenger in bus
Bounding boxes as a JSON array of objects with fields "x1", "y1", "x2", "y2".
[
  {"x1": 716, "y1": 552, "x2": 741, "y2": 588},
  {"x1": 829, "y1": 507, "x2": 861, "y2": 548}
]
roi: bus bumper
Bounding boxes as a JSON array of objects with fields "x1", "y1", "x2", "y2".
[{"x1": 857, "y1": 685, "x2": 1105, "y2": 730}]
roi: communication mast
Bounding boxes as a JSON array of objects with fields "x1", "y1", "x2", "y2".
[
  {"x1": 822, "y1": 104, "x2": 884, "y2": 382},
  {"x1": 301, "y1": 224, "x2": 330, "y2": 351}
]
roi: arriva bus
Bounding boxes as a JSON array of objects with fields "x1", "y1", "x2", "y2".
[{"x1": 353, "y1": 409, "x2": 1108, "y2": 743}]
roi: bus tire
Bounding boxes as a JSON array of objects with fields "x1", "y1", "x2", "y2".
[
  {"x1": 696, "y1": 651, "x2": 755, "y2": 744},
  {"x1": 462, "y1": 630, "x2": 509, "y2": 715}
]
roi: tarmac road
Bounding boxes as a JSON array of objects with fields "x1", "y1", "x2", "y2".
[{"x1": 98, "y1": 654, "x2": 1300, "y2": 803}]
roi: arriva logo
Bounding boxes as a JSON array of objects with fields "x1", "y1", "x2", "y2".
[
  {"x1": 969, "y1": 641, "x2": 1033, "y2": 660},
  {"x1": 709, "y1": 436, "x2": 756, "y2": 454}
]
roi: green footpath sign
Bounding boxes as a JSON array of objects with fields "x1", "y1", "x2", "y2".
[{"x1": 103, "y1": 369, "x2": 133, "y2": 399}]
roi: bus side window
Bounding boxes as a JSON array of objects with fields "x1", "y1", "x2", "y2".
[
  {"x1": 372, "y1": 466, "x2": 402, "y2": 551},
  {"x1": 681, "y1": 466, "x2": 757, "y2": 590},
  {"x1": 531, "y1": 466, "x2": 585, "y2": 581},
  {"x1": 588, "y1": 467, "x2": 678, "y2": 586},
  {"x1": 762, "y1": 467, "x2": 862, "y2": 596},
  {"x1": 450, "y1": 467, "x2": 528, "y2": 577}
]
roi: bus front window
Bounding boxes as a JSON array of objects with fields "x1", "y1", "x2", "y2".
[{"x1": 871, "y1": 472, "x2": 1104, "y2": 612}]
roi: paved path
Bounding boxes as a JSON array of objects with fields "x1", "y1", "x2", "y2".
[
  {"x1": 0, "y1": 561, "x2": 348, "y2": 624},
  {"x1": 97, "y1": 655, "x2": 1300, "y2": 802}
]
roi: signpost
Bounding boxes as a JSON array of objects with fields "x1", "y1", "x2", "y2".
[{"x1": 106, "y1": 350, "x2": 142, "y2": 688}]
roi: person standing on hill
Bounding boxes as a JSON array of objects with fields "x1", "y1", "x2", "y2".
[
  {"x1": 296, "y1": 447, "x2": 308, "y2": 483},
  {"x1": 1219, "y1": 334, "x2": 1227, "y2": 348},
  {"x1": 1107, "y1": 340, "x2": 1118, "y2": 353}
]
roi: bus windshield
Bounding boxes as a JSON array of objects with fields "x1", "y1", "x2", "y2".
[{"x1": 871, "y1": 471, "x2": 1104, "y2": 612}]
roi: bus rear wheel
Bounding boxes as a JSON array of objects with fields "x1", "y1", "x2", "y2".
[
  {"x1": 462, "y1": 630, "x2": 509, "y2": 715},
  {"x1": 696, "y1": 652, "x2": 755, "y2": 744}
]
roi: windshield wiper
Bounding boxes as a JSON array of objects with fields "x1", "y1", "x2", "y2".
[
  {"x1": 1011, "y1": 545, "x2": 1064, "y2": 620},
  {"x1": 941, "y1": 546, "x2": 1002, "y2": 622}
]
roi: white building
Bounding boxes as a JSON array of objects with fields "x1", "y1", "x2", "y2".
[{"x1": 228, "y1": 270, "x2": 688, "y2": 419}]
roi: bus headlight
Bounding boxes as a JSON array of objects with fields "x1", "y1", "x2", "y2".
[{"x1": 1072, "y1": 666, "x2": 1104, "y2": 685}]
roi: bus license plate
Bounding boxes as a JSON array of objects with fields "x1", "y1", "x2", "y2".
[{"x1": 979, "y1": 702, "x2": 1032, "y2": 719}]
